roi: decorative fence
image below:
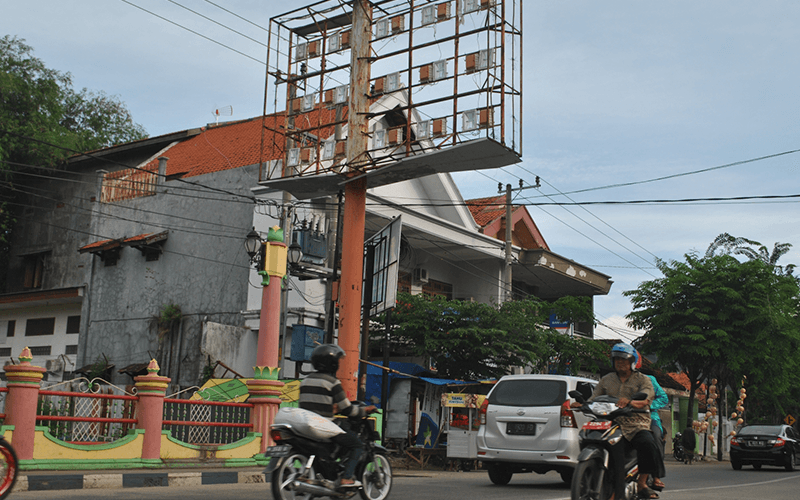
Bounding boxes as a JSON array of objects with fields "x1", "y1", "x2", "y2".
[
  {"x1": 163, "y1": 398, "x2": 253, "y2": 445},
  {"x1": 36, "y1": 388, "x2": 137, "y2": 443},
  {"x1": 3, "y1": 352, "x2": 284, "y2": 468}
]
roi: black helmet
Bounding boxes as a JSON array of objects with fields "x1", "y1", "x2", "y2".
[{"x1": 311, "y1": 344, "x2": 345, "y2": 374}]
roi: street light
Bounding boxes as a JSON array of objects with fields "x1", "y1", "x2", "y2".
[
  {"x1": 287, "y1": 235, "x2": 303, "y2": 266},
  {"x1": 244, "y1": 228, "x2": 261, "y2": 264}
]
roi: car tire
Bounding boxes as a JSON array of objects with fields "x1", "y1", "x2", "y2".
[
  {"x1": 785, "y1": 452, "x2": 795, "y2": 472},
  {"x1": 731, "y1": 459, "x2": 742, "y2": 470},
  {"x1": 752, "y1": 464, "x2": 762, "y2": 470},
  {"x1": 487, "y1": 465, "x2": 513, "y2": 486}
]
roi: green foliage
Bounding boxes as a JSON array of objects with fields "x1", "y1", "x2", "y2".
[
  {"x1": 0, "y1": 35, "x2": 148, "y2": 166},
  {"x1": 87, "y1": 354, "x2": 112, "y2": 382},
  {"x1": 0, "y1": 36, "x2": 148, "y2": 287},
  {"x1": 373, "y1": 293, "x2": 606, "y2": 380},
  {"x1": 625, "y1": 249, "x2": 800, "y2": 426},
  {"x1": 159, "y1": 303, "x2": 182, "y2": 323}
]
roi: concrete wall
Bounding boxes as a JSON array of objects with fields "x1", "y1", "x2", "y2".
[{"x1": 79, "y1": 165, "x2": 257, "y2": 389}]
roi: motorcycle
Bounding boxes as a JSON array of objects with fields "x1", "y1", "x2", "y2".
[
  {"x1": 672, "y1": 433, "x2": 685, "y2": 462},
  {"x1": 569, "y1": 390, "x2": 649, "y2": 500},
  {"x1": 0, "y1": 436, "x2": 18, "y2": 500},
  {"x1": 265, "y1": 404, "x2": 392, "y2": 500}
]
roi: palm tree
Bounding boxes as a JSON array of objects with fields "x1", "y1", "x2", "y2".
[{"x1": 705, "y1": 233, "x2": 796, "y2": 277}]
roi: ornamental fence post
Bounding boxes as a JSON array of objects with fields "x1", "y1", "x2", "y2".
[
  {"x1": 134, "y1": 359, "x2": 171, "y2": 462},
  {"x1": 3, "y1": 347, "x2": 46, "y2": 460}
]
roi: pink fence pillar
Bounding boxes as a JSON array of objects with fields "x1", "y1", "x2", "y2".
[
  {"x1": 3, "y1": 347, "x2": 46, "y2": 460},
  {"x1": 247, "y1": 367, "x2": 284, "y2": 453},
  {"x1": 134, "y1": 359, "x2": 171, "y2": 462}
]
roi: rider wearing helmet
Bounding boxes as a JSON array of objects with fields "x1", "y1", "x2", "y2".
[
  {"x1": 299, "y1": 344, "x2": 376, "y2": 488},
  {"x1": 572, "y1": 343, "x2": 665, "y2": 499}
]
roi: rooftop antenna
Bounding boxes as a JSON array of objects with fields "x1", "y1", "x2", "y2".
[{"x1": 213, "y1": 105, "x2": 233, "y2": 124}]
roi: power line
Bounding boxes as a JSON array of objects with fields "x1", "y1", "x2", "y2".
[
  {"x1": 117, "y1": 0, "x2": 265, "y2": 65},
  {"x1": 202, "y1": 0, "x2": 269, "y2": 32},
  {"x1": 164, "y1": 0, "x2": 266, "y2": 47},
  {"x1": 0, "y1": 128, "x2": 259, "y2": 203},
  {"x1": 523, "y1": 147, "x2": 800, "y2": 199}
]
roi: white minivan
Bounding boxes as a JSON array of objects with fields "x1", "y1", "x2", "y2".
[{"x1": 476, "y1": 374, "x2": 597, "y2": 485}]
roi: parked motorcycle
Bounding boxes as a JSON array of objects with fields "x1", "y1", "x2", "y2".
[
  {"x1": 265, "y1": 404, "x2": 392, "y2": 500},
  {"x1": 672, "y1": 433, "x2": 685, "y2": 462},
  {"x1": 569, "y1": 390, "x2": 649, "y2": 500}
]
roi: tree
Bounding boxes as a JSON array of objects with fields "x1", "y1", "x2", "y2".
[
  {"x1": 0, "y1": 35, "x2": 148, "y2": 285},
  {"x1": 706, "y1": 232, "x2": 796, "y2": 277},
  {"x1": 625, "y1": 251, "x2": 800, "y2": 427},
  {"x1": 0, "y1": 35, "x2": 147, "y2": 166},
  {"x1": 372, "y1": 292, "x2": 606, "y2": 380}
]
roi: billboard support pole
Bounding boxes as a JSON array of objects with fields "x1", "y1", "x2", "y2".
[{"x1": 338, "y1": 0, "x2": 372, "y2": 399}]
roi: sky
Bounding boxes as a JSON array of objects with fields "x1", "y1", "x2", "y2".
[{"x1": 3, "y1": 1, "x2": 799, "y2": 341}]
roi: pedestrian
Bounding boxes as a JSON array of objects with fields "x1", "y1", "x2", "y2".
[
  {"x1": 645, "y1": 372, "x2": 668, "y2": 490},
  {"x1": 681, "y1": 426, "x2": 696, "y2": 465}
]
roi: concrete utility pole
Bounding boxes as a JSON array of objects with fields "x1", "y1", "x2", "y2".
[
  {"x1": 503, "y1": 183, "x2": 513, "y2": 302},
  {"x1": 337, "y1": 0, "x2": 372, "y2": 398}
]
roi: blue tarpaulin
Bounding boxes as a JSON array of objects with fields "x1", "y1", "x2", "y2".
[{"x1": 364, "y1": 361, "x2": 472, "y2": 409}]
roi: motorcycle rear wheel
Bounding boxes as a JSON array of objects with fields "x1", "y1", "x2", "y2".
[
  {"x1": 358, "y1": 453, "x2": 393, "y2": 500},
  {"x1": 0, "y1": 440, "x2": 17, "y2": 500},
  {"x1": 571, "y1": 459, "x2": 611, "y2": 500},
  {"x1": 271, "y1": 452, "x2": 316, "y2": 500}
]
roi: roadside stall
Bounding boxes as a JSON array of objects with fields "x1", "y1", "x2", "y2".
[{"x1": 442, "y1": 392, "x2": 486, "y2": 460}]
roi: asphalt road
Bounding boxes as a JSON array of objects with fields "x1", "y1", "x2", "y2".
[{"x1": 12, "y1": 460, "x2": 800, "y2": 500}]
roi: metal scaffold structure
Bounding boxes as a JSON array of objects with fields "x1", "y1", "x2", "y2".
[{"x1": 258, "y1": 0, "x2": 523, "y2": 398}]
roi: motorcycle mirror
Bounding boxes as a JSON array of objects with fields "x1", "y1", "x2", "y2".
[
  {"x1": 632, "y1": 391, "x2": 648, "y2": 401},
  {"x1": 568, "y1": 390, "x2": 586, "y2": 404}
]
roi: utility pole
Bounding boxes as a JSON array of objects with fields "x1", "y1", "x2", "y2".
[
  {"x1": 503, "y1": 183, "x2": 513, "y2": 302},
  {"x1": 499, "y1": 177, "x2": 541, "y2": 302},
  {"x1": 337, "y1": 0, "x2": 372, "y2": 399}
]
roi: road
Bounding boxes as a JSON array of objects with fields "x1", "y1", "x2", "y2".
[{"x1": 13, "y1": 460, "x2": 800, "y2": 500}]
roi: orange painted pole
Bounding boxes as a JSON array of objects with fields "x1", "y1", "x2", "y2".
[
  {"x1": 338, "y1": 177, "x2": 367, "y2": 399},
  {"x1": 337, "y1": 0, "x2": 372, "y2": 399}
]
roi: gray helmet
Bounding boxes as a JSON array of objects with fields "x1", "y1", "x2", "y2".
[{"x1": 311, "y1": 344, "x2": 345, "y2": 374}]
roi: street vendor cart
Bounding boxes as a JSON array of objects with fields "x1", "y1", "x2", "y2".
[{"x1": 442, "y1": 393, "x2": 485, "y2": 459}]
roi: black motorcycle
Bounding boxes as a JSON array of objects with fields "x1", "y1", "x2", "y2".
[
  {"x1": 672, "y1": 433, "x2": 685, "y2": 462},
  {"x1": 569, "y1": 390, "x2": 649, "y2": 500},
  {"x1": 265, "y1": 405, "x2": 392, "y2": 500}
]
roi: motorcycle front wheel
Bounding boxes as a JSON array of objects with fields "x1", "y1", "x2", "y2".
[
  {"x1": 0, "y1": 439, "x2": 17, "y2": 500},
  {"x1": 571, "y1": 458, "x2": 611, "y2": 500},
  {"x1": 271, "y1": 452, "x2": 316, "y2": 500},
  {"x1": 358, "y1": 453, "x2": 393, "y2": 500}
]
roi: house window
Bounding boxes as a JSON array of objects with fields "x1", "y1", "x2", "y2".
[
  {"x1": 65, "y1": 345, "x2": 78, "y2": 355},
  {"x1": 0, "y1": 348, "x2": 11, "y2": 358},
  {"x1": 29, "y1": 346, "x2": 51, "y2": 356},
  {"x1": 25, "y1": 317, "x2": 55, "y2": 336},
  {"x1": 66, "y1": 316, "x2": 81, "y2": 334},
  {"x1": 22, "y1": 253, "x2": 46, "y2": 289},
  {"x1": 6, "y1": 320, "x2": 15, "y2": 338}
]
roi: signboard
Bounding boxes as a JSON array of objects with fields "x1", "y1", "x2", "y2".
[
  {"x1": 441, "y1": 393, "x2": 486, "y2": 408},
  {"x1": 365, "y1": 216, "x2": 402, "y2": 316},
  {"x1": 785, "y1": 414, "x2": 796, "y2": 426}
]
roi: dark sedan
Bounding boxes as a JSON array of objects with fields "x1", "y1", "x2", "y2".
[{"x1": 730, "y1": 424, "x2": 799, "y2": 471}]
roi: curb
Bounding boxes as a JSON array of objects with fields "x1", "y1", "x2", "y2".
[{"x1": 14, "y1": 470, "x2": 268, "y2": 493}]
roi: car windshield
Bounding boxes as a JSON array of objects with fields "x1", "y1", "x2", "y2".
[
  {"x1": 489, "y1": 379, "x2": 566, "y2": 407},
  {"x1": 740, "y1": 425, "x2": 782, "y2": 436}
]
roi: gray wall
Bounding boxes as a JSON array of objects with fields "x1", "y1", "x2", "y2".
[{"x1": 8, "y1": 151, "x2": 259, "y2": 390}]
